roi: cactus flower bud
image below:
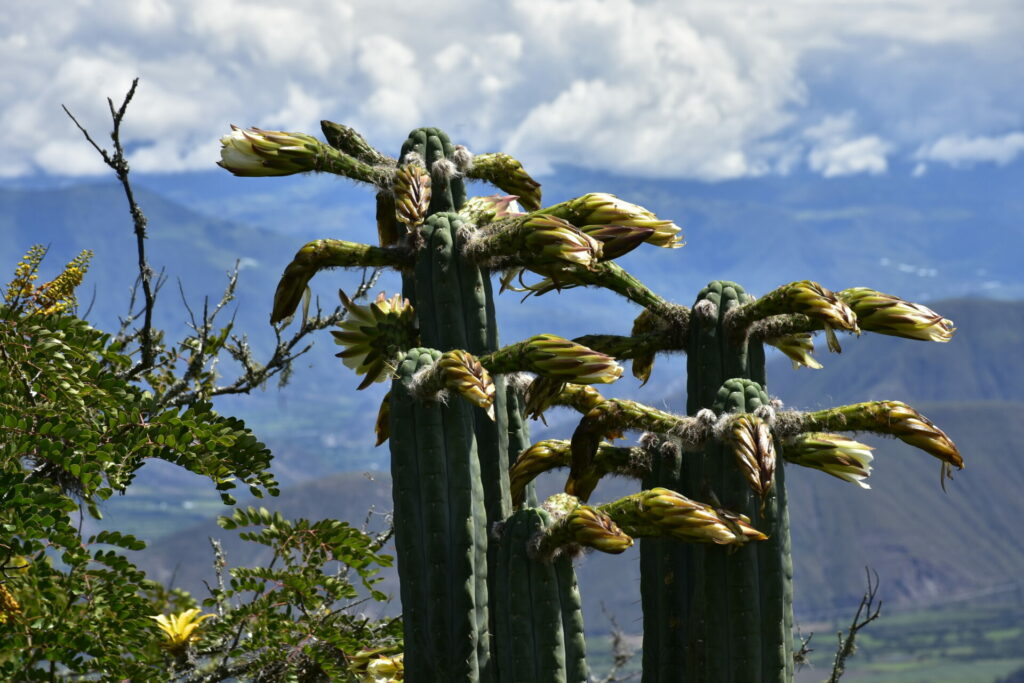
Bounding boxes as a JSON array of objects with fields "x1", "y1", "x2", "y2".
[
  {"x1": 542, "y1": 193, "x2": 684, "y2": 249},
  {"x1": 218, "y1": 126, "x2": 326, "y2": 176},
  {"x1": 393, "y1": 163, "x2": 432, "y2": 230},
  {"x1": 522, "y1": 334, "x2": 623, "y2": 384},
  {"x1": 523, "y1": 215, "x2": 604, "y2": 270},
  {"x1": 839, "y1": 287, "x2": 955, "y2": 342},
  {"x1": 437, "y1": 349, "x2": 496, "y2": 419},
  {"x1": 459, "y1": 194, "x2": 524, "y2": 227},
  {"x1": 728, "y1": 414, "x2": 776, "y2": 499},
  {"x1": 802, "y1": 400, "x2": 963, "y2": 473},
  {"x1": 782, "y1": 432, "x2": 874, "y2": 488},
  {"x1": 766, "y1": 333, "x2": 824, "y2": 370},
  {"x1": 580, "y1": 224, "x2": 656, "y2": 260},
  {"x1": 600, "y1": 488, "x2": 767, "y2": 546},
  {"x1": 374, "y1": 392, "x2": 391, "y2": 446}
]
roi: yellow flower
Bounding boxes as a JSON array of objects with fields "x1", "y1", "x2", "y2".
[
  {"x1": 351, "y1": 649, "x2": 405, "y2": 682},
  {"x1": 150, "y1": 608, "x2": 214, "y2": 652},
  {"x1": 0, "y1": 584, "x2": 21, "y2": 624}
]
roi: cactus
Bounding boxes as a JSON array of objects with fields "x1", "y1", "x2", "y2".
[
  {"x1": 224, "y1": 117, "x2": 963, "y2": 682},
  {"x1": 494, "y1": 506, "x2": 589, "y2": 683}
]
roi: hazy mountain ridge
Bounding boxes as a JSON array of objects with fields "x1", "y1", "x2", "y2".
[
  {"x1": 5, "y1": 171, "x2": 1022, "y2": 631},
  {"x1": 132, "y1": 301, "x2": 1024, "y2": 628}
]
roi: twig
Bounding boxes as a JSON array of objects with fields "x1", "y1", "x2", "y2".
[
  {"x1": 793, "y1": 624, "x2": 814, "y2": 672},
  {"x1": 591, "y1": 603, "x2": 639, "y2": 683},
  {"x1": 828, "y1": 567, "x2": 882, "y2": 683},
  {"x1": 63, "y1": 77, "x2": 157, "y2": 378}
]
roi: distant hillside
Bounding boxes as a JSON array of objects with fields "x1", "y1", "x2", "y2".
[
  {"x1": 769, "y1": 298, "x2": 1024, "y2": 408},
  {"x1": 3, "y1": 167, "x2": 1023, "y2": 481},
  {"x1": 136, "y1": 396, "x2": 1024, "y2": 630}
]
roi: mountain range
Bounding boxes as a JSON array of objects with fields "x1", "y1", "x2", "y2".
[{"x1": 3, "y1": 160, "x2": 1022, "y2": 629}]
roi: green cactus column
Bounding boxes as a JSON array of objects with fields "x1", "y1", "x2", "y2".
[
  {"x1": 494, "y1": 507, "x2": 589, "y2": 683},
  {"x1": 390, "y1": 348, "x2": 488, "y2": 681},
  {"x1": 641, "y1": 281, "x2": 793, "y2": 682}
]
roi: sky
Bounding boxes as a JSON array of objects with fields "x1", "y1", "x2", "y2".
[{"x1": 2, "y1": 0, "x2": 1023, "y2": 181}]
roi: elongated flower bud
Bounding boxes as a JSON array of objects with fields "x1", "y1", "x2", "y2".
[
  {"x1": 374, "y1": 392, "x2": 391, "y2": 446},
  {"x1": 459, "y1": 194, "x2": 524, "y2": 227},
  {"x1": 728, "y1": 414, "x2": 776, "y2": 499},
  {"x1": 438, "y1": 349, "x2": 496, "y2": 419},
  {"x1": 600, "y1": 488, "x2": 767, "y2": 546},
  {"x1": 331, "y1": 291, "x2": 416, "y2": 390},
  {"x1": 630, "y1": 309, "x2": 660, "y2": 384},
  {"x1": 524, "y1": 377, "x2": 607, "y2": 422},
  {"x1": 839, "y1": 287, "x2": 955, "y2": 342},
  {"x1": 541, "y1": 194, "x2": 683, "y2": 249},
  {"x1": 219, "y1": 126, "x2": 322, "y2": 176},
  {"x1": 733, "y1": 280, "x2": 859, "y2": 352},
  {"x1": 523, "y1": 215, "x2": 604, "y2": 270},
  {"x1": 580, "y1": 224, "x2": 656, "y2": 260},
  {"x1": 537, "y1": 493, "x2": 635, "y2": 557},
  {"x1": 524, "y1": 334, "x2": 623, "y2": 384},
  {"x1": 766, "y1": 332, "x2": 823, "y2": 370},
  {"x1": 482, "y1": 335, "x2": 622, "y2": 388},
  {"x1": 782, "y1": 432, "x2": 873, "y2": 488},
  {"x1": 393, "y1": 163, "x2": 431, "y2": 230},
  {"x1": 219, "y1": 125, "x2": 384, "y2": 184},
  {"x1": 466, "y1": 152, "x2": 543, "y2": 211},
  {"x1": 271, "y1": 239, "x2": 411, "y2": 324}
]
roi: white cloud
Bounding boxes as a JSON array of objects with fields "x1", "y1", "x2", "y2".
[
  {"x1": 0, "y1": 0, "x2": 1020, "y2": 180},
  {"x1": 914, "y1": 132, "x2": 1024, "y2": 167},
  {"x1": 804, "y1": 113, "x2": 892, "y2": 177}
]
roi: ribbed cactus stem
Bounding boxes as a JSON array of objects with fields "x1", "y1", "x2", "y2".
[
  {"x1": 389, "y1": 348, "x2": 488, "y2": 681},
  {"x1": 641, "y1": 281, "x2": 793, "y2": 683},
  {"x1": 494, "y1": 507, "x2": 589, "y2": 683}
]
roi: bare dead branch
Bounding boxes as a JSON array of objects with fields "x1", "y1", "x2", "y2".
[
  {"x1": 591, "y1": 603, "x2": 640, "y2": 683},
  {"x1": 63, "y1": 77, "x2": 158, "y2": 377},
  {"x1": 793, "y1": 624, "x2": 814, "y2": 672},
  {"x1": 828, "y1": 567, "x2": 882, "y2": 683}
]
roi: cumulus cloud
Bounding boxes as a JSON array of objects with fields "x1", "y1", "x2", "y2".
[
  {"x1": 914, "y1": 132, "x2": 1024, "y2": 168},
  {"x1": 804, "y1": 114, "x2": 892, "y2": 177},
  {"x1": 0, "y1": 0, "x2": 1020, "y2": 180}
]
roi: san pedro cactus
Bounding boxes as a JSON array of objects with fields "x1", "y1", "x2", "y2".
[{"x1": 222, "y1": 116, "x2": 963, "y2": 682}]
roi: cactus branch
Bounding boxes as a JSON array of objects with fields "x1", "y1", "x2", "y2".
[
  {"x1": 568, "y1": 400, "x2": 709, "y2": 500},
  {"x1": 320, "y1": 119, "x2": 395, "y2": 167},
  {"x1": 784, "y1": 400, "x2": 964, "y2": 476},
  {"x1": 464, "y1": 152, "x2": 543, "y2": 211},
  {"x1": 509, "y1": 439, "x2": 652, "y2": 507},
  {"x1": 271, "y1": 239, "x2": 413, "y2": 324},
  {"x1": 726, "y1": 280, "x2": 859, "y2": 351}
]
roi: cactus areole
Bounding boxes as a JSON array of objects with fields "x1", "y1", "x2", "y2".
[{"x1": 238, "y1": 118, "x2": 963, "y2": 682}]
